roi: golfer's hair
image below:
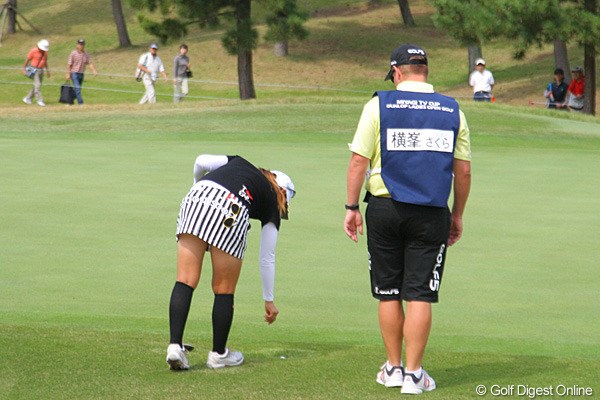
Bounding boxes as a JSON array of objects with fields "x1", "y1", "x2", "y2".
[
  {"x1": 259, "y1": 168, "x2": 287, "y2": 218},
  {"x1": 180, "y1": 44, "x2": 188, "y2": 50},
  {"x1": 399, "y1": 64, "x2": 428, "y2": 78}
]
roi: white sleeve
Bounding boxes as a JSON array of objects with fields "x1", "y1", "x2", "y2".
[
  {"x1": 259, "y1": 222, "x2": 278, "y2": 302},
  {"x1": 193, "y1": 154, "x2": 229, "y2": 183}
]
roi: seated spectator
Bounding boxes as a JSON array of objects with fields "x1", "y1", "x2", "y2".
[
  {"x1": 567, "y1": 66, "x2": 585, "y2": 111},
  {"x1": 544, "y1": 68, "x2": 569, "y2": 110}
]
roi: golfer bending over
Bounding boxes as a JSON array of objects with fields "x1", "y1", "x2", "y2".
[{"x1": 167, "y1": 154, "x2": 295, "y2": 370}]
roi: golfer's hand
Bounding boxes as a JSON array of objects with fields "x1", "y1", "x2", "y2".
[
  {"x1": 344, "y1": 210, "x2": 363, "y2": 242},
  {"x1": 264, "y1": 301, "x2": 279, "y2": 325},
  {"x1": 448, "y1": 214, "x2": 463, "y2": 246},
  {"x1": 65, "y1": 73, "x2": 70, "y2": 80}
]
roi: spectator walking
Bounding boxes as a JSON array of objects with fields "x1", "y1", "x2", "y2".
[
  {"x1": 173, "y1": 44, "x2": 191, "y2": 103},
  {"x1": 22, "y1": 39, "x2": 50, "y2": 107},
  {"x1": 137, "y1": 43, "x2": 168, "y2": 104},
  {"x1": 469, "y1": 58, "x2": 495, "y2": 102},
  {"x1": 567, "y1": 66, "x2": 585, "y2": 111},
  {"x1": 66, "y1": 38, "x2": 98, "y2": 105},
  {"x1": 344, "y1": 44, "x2": 472, "y2": 395},
  {"x1": 544, "y1": 68, "x2": 569, "y2": 109}
]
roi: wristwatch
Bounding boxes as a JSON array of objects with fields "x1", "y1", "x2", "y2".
[{"x1": 344, "y1": 203, "x2": 359, "y2": 210}]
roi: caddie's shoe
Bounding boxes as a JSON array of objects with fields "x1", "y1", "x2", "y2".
[
  {"x1": 206, "y1": 348, "x2": 244, "y2": 369},
  {"x1": 36, "y1": 101, "x2": 46, "y2": 107},
  {"x1": 166, "y1": 343, "x2": 190, "y2": 371},
  {"x1": 401, "y1": 368, "x2": 436, "y2": 394},
  {"x1": 376, "y1": 361, "x2": 404, "y2": 387},
  {"x1": 23, "y1": 97, "x2": 32, "y2": 105}
]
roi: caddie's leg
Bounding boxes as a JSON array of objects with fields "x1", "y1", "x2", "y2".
[
  {"x1": 379, "y1": 300, "x2": 405, "y2": 366},
  {"x1": 403, "y1": 300, "x2": 432, "y2": 371}
]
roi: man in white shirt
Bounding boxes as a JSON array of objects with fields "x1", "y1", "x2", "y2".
[
  {"x1": 469, "y1": 58, "x2": 495, "y2": 102},
  {"x1": 137, "y1": 43, "x2": 168, "y2": 104}
]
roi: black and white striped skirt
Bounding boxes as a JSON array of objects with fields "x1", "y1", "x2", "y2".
[{"x1": 176, "y1": 181, "x2": 250, "y2": 259}]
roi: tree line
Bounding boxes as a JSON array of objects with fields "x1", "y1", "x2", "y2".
[{"x1": 3, "y1": 0, "x2": 598, "y2": 114}]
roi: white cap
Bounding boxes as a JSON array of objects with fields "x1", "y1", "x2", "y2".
[
  {"x1": 37, "y1": 39, "x2": 49, "y2": 51},
  {"x1": 271, "y1": 170, "x2": 295, "y2": 203},
  {"x1": 475, "y1": 58, "x2": 486, "y2": 66}
]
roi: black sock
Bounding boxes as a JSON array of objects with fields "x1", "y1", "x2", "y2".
[
  {"x1": 212, "y1": 294, "x2": 234, "y2": 354},
  {"x1": 169, "y1": 281, "x2": 194, "y2": 346}
]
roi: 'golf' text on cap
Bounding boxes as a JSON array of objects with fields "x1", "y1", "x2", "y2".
[{"x1": 385, "y1": 44, "x2": 428, "y2": 81}]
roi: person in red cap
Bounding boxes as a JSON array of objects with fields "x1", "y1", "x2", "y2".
[
  {"x1": 345, "y1": 44, "x2": 471, "y2": 395},
  {"x1": 567, "y1": 66, "x2": 585, "y2": 111}
]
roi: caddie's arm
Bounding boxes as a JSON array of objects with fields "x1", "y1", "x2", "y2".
[
  {"x1": 448, "y1": 159, "x2": 471, "y2": 246},
  {"x1": 344, "y1": 152, "x2": 369, "y2": 242}
]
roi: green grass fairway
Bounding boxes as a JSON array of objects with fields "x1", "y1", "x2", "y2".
[{"x1": 1, "y1": 101, "x2": 599, "y2": 399}]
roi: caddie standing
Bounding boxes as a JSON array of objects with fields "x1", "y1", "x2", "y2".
[{"x1": 344, "y1": 44, "x2": 472, "y2": 395}]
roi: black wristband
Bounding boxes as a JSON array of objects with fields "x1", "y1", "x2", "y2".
[{"x1": 344, "y1": 203, "x2": 359, "y2": 210}]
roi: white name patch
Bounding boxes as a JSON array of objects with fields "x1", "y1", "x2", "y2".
[{"x1": 386, "y1": 129, "x2": 454, "y2": 152}]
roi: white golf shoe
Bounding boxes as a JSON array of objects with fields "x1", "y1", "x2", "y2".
[
  {"x1": 206, "y1": 348, "x2": 244, "y2": 369},
  {"x1": 166, "y1": 344, "x2": 190, "y2": 370},
  {"x1": 401, "y1": 368, "x2": 436, "y2": 394},
  {"x1": 23, "y1": 97, "x2": 32, "y2": 105},
  {"x1": 376, "y1": 361, "x2": 404, "y2": 387}
]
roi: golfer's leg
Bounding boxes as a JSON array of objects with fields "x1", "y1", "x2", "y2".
[
  {"x1": 379, "y1": 300, "x2": 404, "y2": 366},
  {"x1": 176, "y1": 234, "x2": 207, "y2": 287},
  {"x1": 210, "y1": 246, "x2": 242, "y2": 354},
  {"x1": 169, "y1": 234, "x2": 207, "y2": 345},
  {"x1": 403, "y1": 300, "x2": 432, "y2": 371}
]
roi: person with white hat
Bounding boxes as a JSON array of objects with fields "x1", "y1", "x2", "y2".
[
  {"x1": 166, "y1": 154, "x2": 295, "y2": 371},
  {"x1": 22, "y1": 39, "x2": 51, "y2": 107},
  {"x1": 469, "y1": 58, "x2": 495, "y2": 102},
  {"x1": 137, "y1": 43, "x2": 168, "y2": 104}
]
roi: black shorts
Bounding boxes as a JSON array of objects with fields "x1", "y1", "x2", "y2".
[{"x1": 365, "y1": 196, "x2": 451, "y2": 303}]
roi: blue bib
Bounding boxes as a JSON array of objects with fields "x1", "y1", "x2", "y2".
[{"x1": 377, "y1": 90, "x2": 460, "y2": 207}]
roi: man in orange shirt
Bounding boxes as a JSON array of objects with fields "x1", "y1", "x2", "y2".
[{"x1": 23, "y1": 39, "x2": 51, "y2": 107}]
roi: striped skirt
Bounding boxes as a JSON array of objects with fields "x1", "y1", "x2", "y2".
[{"x1": 176, "y1": 181, "x2": 250, "y2": 259}]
